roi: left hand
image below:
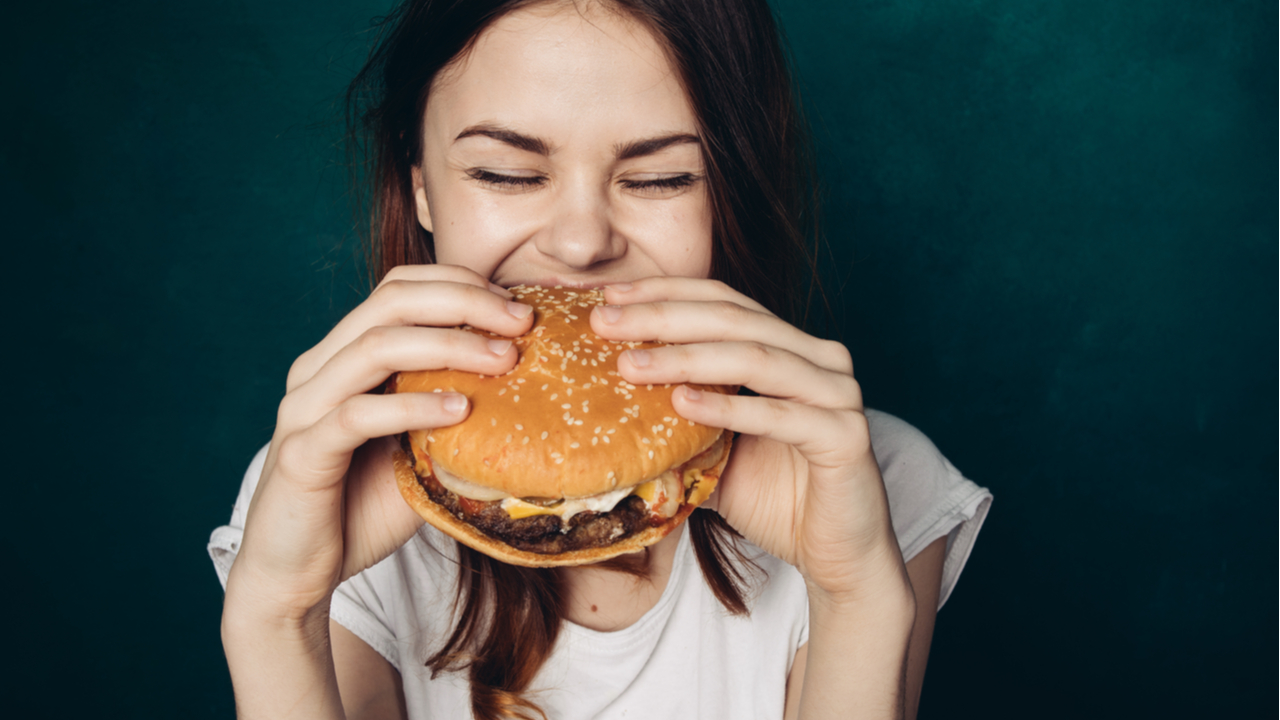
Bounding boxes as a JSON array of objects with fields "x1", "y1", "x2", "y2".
[{"x1": 590, "y1": 277, "x2": 911, "y2": 606}]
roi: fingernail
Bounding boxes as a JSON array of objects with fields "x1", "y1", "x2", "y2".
[
  {"x1": 490, "y1": 283, "x2": 514, "y2": 298},
  {"x1": 682, "y1": 386, "x2": 702, "y2": 401},
  {"x1": 443, "y1": 394, "x2": 468, "y2": 414},
  {"x1": 607, "y1": 282, "x2": 633, "y2": 293},
  {"x1": 597, "y1": 305, "x2": 622, "y2": 324},
  {"x1": 488, "y1": 339, "x2": 513, "y2": 355},
  {"x1": 627, "y1": 349, "x2": 651, "y2": 367},
  {"x1": 506, "y1": 301, "x2": 533, "y2": 319}
]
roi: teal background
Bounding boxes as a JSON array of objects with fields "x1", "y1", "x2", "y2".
[{"x1": 1, "y1": 0, "x2": 1273, "y2": 717}]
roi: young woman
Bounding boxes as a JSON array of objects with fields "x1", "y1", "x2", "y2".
[{"x1": 209, "y1": 1, "x2": 992, "y2": 718}]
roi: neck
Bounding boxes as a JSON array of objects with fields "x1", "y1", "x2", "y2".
[{"x1": 558, "y1": 525, "x2": 684, "y2": 632}]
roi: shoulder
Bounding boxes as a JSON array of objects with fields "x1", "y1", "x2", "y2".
[
  {"x1": 864, "y1": 410, "x2": 992, "y2": 577},
  {"x1": 865, "y1": 409, "x2": 957, "y2": 495}
]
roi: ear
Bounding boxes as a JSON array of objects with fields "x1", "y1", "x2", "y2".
[{"x1": 411, "y1": 165, "x2": 435, "y2": 234}]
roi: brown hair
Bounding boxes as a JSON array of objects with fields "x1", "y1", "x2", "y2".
[{"x1": 346, "y1": 1, "x2": 822, "y2": 717}]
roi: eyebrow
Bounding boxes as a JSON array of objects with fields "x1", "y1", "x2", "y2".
[{"x1": 454, "y1": 124, "x2": 701, "y2": 160}]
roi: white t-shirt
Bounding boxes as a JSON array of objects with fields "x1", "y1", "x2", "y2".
[{"x1": 209, "y1": 409, "x2": 992, "y2": 719}]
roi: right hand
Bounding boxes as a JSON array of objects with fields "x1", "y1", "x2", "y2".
[{"x1": 225, "y1": 265, "x2": 535, "y2": 620}]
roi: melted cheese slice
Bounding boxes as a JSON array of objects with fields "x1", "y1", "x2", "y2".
[{"x1": 501, "y1": 484, "x2": 636, "y2": 521}]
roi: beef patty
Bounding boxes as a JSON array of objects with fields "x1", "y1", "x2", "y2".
[{"x1": 416, "y1": 471, "x2": 654, "y2": 555}]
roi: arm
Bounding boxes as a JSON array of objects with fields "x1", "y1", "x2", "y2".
[
  {"x1": 332, "y1": 621, "x2": 408, "y2": 720},
  {"x1": 222, "y1": 266, "x2": 533, "y2": 719},
  {"x1": 591, "y1": 278, "x2": 946, "y2": 720},
  {"x1": 783, "y1": 537, "x2": 946, "y2": 720}
]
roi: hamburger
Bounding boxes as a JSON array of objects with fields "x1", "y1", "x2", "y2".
[{"x1": 388, "y1": 285, "x2": 732, "y2": 567}]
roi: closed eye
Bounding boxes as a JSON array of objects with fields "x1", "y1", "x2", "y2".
[
  {"x1": 619, "y1": 173, "x2": 701, "y2": 193},
  {"x1": 466, "y1": 168, "x2": 546, "y2": 189}
]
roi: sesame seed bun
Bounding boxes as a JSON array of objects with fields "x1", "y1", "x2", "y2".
[{"x1": 391, "y1": 285, "x2": 728, "y2": 498}]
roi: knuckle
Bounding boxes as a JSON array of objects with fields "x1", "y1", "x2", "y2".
[
  {"x1": 334, "y1": 398, "x2": 368, "y2": 435},
  {"x1": 286, "y1": 352, "x2": 313, "y2": 390},
  {"x1": 823, "y1": 339, "x2": 854, "y2": 374},
  {"x1": 741, "y1": 340, "x2": 772, "y2": 364},
  {"x1": 370, "y1": 278, "x2": 411, "y2": 306},
  {"x1": 381, "y1": 265, "x2": 409, "y2": 284},
  {"x1": 355, "y1": 325, "x2": 395, "y2": 356},
  {"x1": 275, "y1": 431, "x2": 309, "y2": 471}
]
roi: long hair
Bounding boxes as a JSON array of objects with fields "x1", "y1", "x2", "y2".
[{"x1": 346, "y1": 1, "x2": 823, "y2": 717}]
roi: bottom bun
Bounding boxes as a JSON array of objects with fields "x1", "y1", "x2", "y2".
[{"x1": 393, "y1": 434, "x2": 732, "y2": 568}]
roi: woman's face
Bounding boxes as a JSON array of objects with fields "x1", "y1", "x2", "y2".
[{"x1": 413, "y1": 2, "x2": 713, "y2": 288}]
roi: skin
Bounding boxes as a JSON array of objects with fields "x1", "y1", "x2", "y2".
[{"x1": 221, "y1": 3, "x2": 945, "y2": 719}]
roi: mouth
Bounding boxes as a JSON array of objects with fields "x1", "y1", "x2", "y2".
[{"x1": 503, "y1": 278, "x2": 626, "y2": 290}]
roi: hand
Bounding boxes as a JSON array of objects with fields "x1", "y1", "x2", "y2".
[
  {"x1": 226, "y1": 265, "x2": 536, "y2": 619},
  {"x1": 590, "y1": 278, "x2": 910, "y2": 607}
]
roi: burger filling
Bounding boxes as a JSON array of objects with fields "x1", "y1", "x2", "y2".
[{"x1": 403, "y1": 433, "x2": 726, "y2": 554}]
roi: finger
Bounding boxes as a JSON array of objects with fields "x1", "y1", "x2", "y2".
[
  {"x1": 602, "y1": 276, "x2": 772, "y2": 315},
  {"x1": 282, "y1": 326, "x2": 516, "y2": 426},
  {"x1": 290, "y1": 280, "x2": 533, "y2": 390},
  {"x1": 591, "y1": 300, "x2": 853, "y2": 376},
  {"x1": 378, "y1": 263, "x2": 512, "y2": 298},
  {"x1": 617, "y1": 342, "x2": 863, "y2": 410},
  {"x1": 275, "y1": 391, "x2": 469, "y2": 490},
  {"x1": 670, "y1": 386, "x2": 870, "y2": 467}
]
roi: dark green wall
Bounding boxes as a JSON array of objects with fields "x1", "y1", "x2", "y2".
[{"x1": 2, "y1": 0, "x2": 1273, "y2": 717}]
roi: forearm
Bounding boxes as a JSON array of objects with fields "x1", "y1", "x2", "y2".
[
  {"x1": 798, "y1": 585, "x2": 917, "y2": 720},
  {"x1": 221, "y1": 588, "x2": 346, "y2": 720}
]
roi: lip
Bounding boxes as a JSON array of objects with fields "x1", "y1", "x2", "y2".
[{"x1": 504, "y1": 278, "x2": 627, "y2": 290}]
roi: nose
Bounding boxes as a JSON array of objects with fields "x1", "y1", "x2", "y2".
[{"x1": 534, "y1": 178, "x2": 625, "y2": 270}]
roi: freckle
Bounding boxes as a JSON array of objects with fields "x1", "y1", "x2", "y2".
[{"x1": 591, "y1": 605, "x2": 598, "y2": 612}]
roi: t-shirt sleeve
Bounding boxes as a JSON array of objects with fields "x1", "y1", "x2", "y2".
[
  {"x1": 206, "y1": 443, "x2": 420, "y2": 671},
  {"x1": 866, "y1": 409, "x2": 993, "y2": 609},
  {"x1": 207, "y1": 443, "x2": 269, "y2": 590}
]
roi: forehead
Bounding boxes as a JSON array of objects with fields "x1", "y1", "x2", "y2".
[{"x1": 426, "y1": 3, "x2": 698, "y2": 146}]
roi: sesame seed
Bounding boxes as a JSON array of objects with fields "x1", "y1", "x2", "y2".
[
  {"x1": 454, "y1": 449, "x2": 460, "y2": 456},
  {"x1": 561, "y1": 404, "x2": 571, "y2": 410},
  {"x1": 515, "y1": 424, "x2": 523, "y2": 430},
  {"x1": 667, "y1": 429, "x2": 673, "y2": 438},
  {"x1": 570, "y1": 442, "x2": 580, "y2": 449},
  {"x1": 541, "y1": 431, "x2": 549, "y2": 440},
  {"x1": 648, "y1": 450, "x2": 655, "y2": 459},
  {"x1": 514, "y1": 395, "x2": 520, "y2": 402},
  {"x1": 498, "y1": 388, "x2": 506, "y2": 395},
  {"x1": 594, "y1": 426, "x2": 601, "y2": 434},
  {"x1": 592, "y1": 437, "x2": 598, "y2": 446},
  {"x1": 523, "y1": 436, "x2": 530, "y2": 444},
  {"x1": 542, "y1": 384, "x2": 549, "y2": 391},
  {"x1": 642, "y1": 438, "x2": 650, "y2": 444},
  {"x1": 506, "y1": 434, "x2": 513, "y2": 443},
  {"x1": 620, "y1": 417, "x2": 628, "y2": 423},
  {"x1": 555, "y1": 458, "x2": 564, "y2": 464},
  {"x1": 432, "y1": 388, "x2": 441, "y2": 393},
  {"x1": 603, "y1": 436, "x2": 611, "y2": 444},
  {"x1": 490, "y1": 418, "x2": 497, "y2": 426},
  {"x1": 607, "y1": 429, "x2": 616, "y2": 434},
  {"x1": 550, "y1": 393, "x2": 558, "y2": 400},
  {"x1": 659, "y1": 438, "x2": 668, "y2": 446}
]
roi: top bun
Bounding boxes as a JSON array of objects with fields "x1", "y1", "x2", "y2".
[{"x1": 391, "y1": 286, "x2": 727, "y2": 499}]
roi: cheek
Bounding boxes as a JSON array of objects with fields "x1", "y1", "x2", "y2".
[
  {"x1": 429, "y1": 184, "x2": 537, "y2": 272},
  {"x1": 643, "y1": 198, "x2": 714, "y2": 279}
]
